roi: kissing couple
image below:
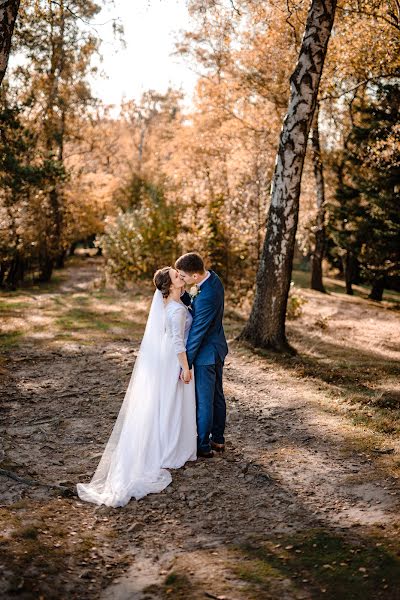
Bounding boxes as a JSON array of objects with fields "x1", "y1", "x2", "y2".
[{"x1": 77, "y1": 252, "x2": 228, "y2": 507}]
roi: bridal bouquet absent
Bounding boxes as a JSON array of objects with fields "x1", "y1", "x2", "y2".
[{"x1": 189, "y1": 285, "x2": 201, "y2": 300}]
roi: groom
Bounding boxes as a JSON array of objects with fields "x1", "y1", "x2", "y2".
[{"x1": 175, "y1": 252, "x2": 228, "y2": 458}]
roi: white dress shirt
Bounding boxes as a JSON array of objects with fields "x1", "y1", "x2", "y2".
[{"x1": 197, "y1": 271, "x2": 210, "y2": 288}]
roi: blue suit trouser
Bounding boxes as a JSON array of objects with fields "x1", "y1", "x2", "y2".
[{"x1": 194, "y1": 359, "x2": 226, "y2": 453}]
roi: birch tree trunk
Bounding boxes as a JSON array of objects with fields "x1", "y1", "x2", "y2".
[
  {"x1": 240, "y1": 0, "x2": 337, "y2": 352},
  {"x1": 310, "y1": 102, "x2": 327, "y2": 293},
  {"x1": 0, "y1": 0, "x2": 20, "y2": 86}
]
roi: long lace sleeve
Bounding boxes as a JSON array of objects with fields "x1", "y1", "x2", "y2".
[{"x1": 168, "y1": 306, "x2": 187, "y2": 354}]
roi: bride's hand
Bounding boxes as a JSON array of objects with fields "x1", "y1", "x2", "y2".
[{"x1": 182, "y1": 369, "x2": 192, "y2": 384}]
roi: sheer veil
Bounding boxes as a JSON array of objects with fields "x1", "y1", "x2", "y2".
[{"x1": 77, "y1": 289, "x2": 172, "y2": 507}]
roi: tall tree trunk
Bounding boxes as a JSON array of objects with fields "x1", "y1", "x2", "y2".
[
  {"x1": 69, "y1": 240, "x2": 78, "y2": 256},
  {"x1": 310, "y1": 102, "x2": 326, "y2": 293},
  {"x1": 343, "y1": 251, "x2": 354, "y2": 295},
  {"x1": 45, "y1": 2, "x2": 66, "y2": 272},
  {"x1": 241, "y1": 0, "x2": 337, "y2": 351},
  {"x1": 0, "y1": 0, "x2": 20, "y2": 86},
  {"x1": 369, "y1": 276, "x2": 385, "y2": 301},
  {"x1": 0, "y1": 262, "x2": 5, "y2": 286},
  {"x1": 5, "y1": 253, "x2": 24, "y2": 289},
  {"x1": 55, "y1": 248, "x2": 66, "y2": 269},
  {"x1": 38, "y1": 248, "x2": 53, "y2": 283}
]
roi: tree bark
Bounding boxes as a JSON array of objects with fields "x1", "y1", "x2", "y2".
[
  {"x1": 0, "y1": 0, "x2": 20, "y2": 86},
  {"x1": 5, "y1": 254, "x2": 24, "y2": 289},
  {"x1": 369, "y1": 276, "x2": 385, "y2": 301},
  {"x1": 343, "y1": 251, "x2": 354, "y2": 295},
  {"x1": 240, "y1": 0, "x2": 337, "y2": 351},
  {"x1": 44, "y1": 2, "x2": 66, "y2": 274},
  {"x1": 310, "y1": 102, "x2": 327, "y2": 293},
  {"x1": 55, "y1": 248, "x2": 66, "y2": 268},
  {"x1": 69, "y1": 241, "x2": 78, "y2": 256},
  {"x1": 38, "y1": 245, "x2": 53, "y2": 283}
]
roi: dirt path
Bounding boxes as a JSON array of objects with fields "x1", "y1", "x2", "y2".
[{"x1": 1, "y1": 258, "x2": 400, "y2": 599}]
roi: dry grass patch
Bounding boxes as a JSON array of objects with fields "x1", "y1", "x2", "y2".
[{"x1": 233, "y1": 529, "x2": 400, "y2": 600}]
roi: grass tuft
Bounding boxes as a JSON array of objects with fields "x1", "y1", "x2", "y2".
[
  {"x1": 11, "y1": 525, "x2": 40, "y2": 540},
  {"x1": 233, "y1": 529, "x2": 400, "y2": 600},
  {"x1": 0, "y1": 330, "x2": 23, "y2": 350}
]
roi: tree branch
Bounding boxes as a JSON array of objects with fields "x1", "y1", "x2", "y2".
[
  {"x1": 50, "y1": 0, "x2": 118, "y2": 27},
  {"x1": 228, "y1": 0, "x2": 241, "y2": 16},
  {"x1": 319, "y1": 74, "x2": 397, "y2": 102},
  {"x1": 0, "y1": 467, "x2": 76, "y2": 497},
  {"x1": 336, "y1": 4, "x2": 400, "y2": 32}
]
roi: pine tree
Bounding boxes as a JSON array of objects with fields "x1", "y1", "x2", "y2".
[
  {"x1": 330, "y1": 83, "x2": 400, "y2": 300},
  {"x1": 0, "y1": 99, "x2": 65, "y2": 288}
]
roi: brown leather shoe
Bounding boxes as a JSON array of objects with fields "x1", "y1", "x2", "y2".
[
  {"x1": 197, "y1": 449, "x2": 214, "y2": 458},
  {"x1": 211, "y1": 441, "x2": 225, "y2": 453}
]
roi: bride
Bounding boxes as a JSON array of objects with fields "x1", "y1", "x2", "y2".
[{"x1": 77, "y1": 267, "x2": 197, "y2": 507}]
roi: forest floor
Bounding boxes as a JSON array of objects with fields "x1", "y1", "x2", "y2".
[{"x1": 1, "y1": 256, "x2": 400, "y2": 600}]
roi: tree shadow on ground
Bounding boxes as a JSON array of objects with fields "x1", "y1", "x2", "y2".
[
  {"x1": 243, "y1": 327, "x2": 400, "y2": 435},
  {"x1": 230, "y1": 528, "x2": 400, "y2": 600},
  {"x1": 1, "y1": 263, "x2": 400, "y2": 599},
  {"x1": 1, "y1": 336, "x2": 399, "y2": 599},
  {"x1": 119, "y1": 344, "x2": 400, "y2": 599}
]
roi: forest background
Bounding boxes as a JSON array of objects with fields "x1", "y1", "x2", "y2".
[
  {"x1": 1, "y1": 0, "x2": 399, "y2": 315},
  {"x1": 1, "y1": 2, "x2": 400, "y2": 598}
]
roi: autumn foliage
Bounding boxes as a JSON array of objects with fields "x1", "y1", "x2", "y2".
[{"x1": 0, "y1": 0, "x2": 399, "y2": 310}]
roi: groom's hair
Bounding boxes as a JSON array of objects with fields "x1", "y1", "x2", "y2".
[{"x1": 175, "y1": 252, "x2": 205, "y2": 274}]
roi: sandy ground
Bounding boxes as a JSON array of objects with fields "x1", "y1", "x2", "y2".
[{"x1": 1, "y1": 257, "x2": 400, "y2": 599}]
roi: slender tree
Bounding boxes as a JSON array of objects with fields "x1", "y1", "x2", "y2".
[
  {"x1": 240, "y1": 0, "x2": 337, "y2": 351},
  {"x1": 15, "y1": 0, "x2": 101, "y2": 280},
  {"x1": 310, "y1": 102, "x2": 327, "y2": 292},
  {"x1": 0, "y1": 0, "x2": 20, "y2": 86}
]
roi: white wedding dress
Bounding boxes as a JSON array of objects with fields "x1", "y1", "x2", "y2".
[{"x1": 77, "y1": 291, "x2": 196, "y2": 507}]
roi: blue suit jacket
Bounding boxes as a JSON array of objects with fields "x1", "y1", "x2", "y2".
[{"x1": 182, "y1": 271, "x2": 228, "y2": 368}]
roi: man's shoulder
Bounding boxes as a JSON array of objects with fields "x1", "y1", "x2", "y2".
[
  {"x1": 199, "y1": 272, "x2": 221, "y2": 294},
  {"x1": 195, "y1": 272, "x2": 223, "y2": 306},
  {"x1": 207, "y1": 270, "x2": 224, "y2": 286},
  {"x1": 208, "y1": 271, "x2": 224, "y2": 293}
]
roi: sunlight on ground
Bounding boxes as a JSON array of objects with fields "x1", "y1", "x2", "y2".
[
  {"x1": 0, "y1": 285, "x2": 151, "y2": 350},
  {"x1": 1, "y1": 257, "x2": 400, "y2": 599},
  {"x1": 291, "y1": 269, "x2": 400, "y2": 304}
]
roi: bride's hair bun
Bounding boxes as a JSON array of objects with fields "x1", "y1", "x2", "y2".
[{"x1": 153, "y1": 267, "x2": 172, "y2": 299}]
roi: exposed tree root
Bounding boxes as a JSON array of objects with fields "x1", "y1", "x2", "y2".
[{"x1": 0, "y1": 467, "x2": 76, "y2": 497}]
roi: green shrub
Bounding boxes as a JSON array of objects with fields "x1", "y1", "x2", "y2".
[
  {"x1": 286, "y1": 284, "x2": 307, "y2": 319},
  {"x1": 98, "y1": 183, "x2": 179, "y2": 286}
]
